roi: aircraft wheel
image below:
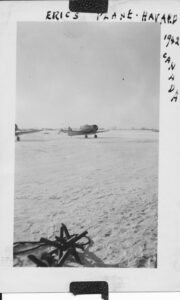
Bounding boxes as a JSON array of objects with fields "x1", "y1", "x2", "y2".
[
  {"x1": 85, "y1": 135, "x2": 88, "y2": 138},
  {"x1": 17, "y1": 136, "x2": 20, "y2": 142},
  {"x1": 94, "y1": 134, "x2": 97, "y2": 138}
]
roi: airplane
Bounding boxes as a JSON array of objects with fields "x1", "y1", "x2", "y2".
[
  {"x1": 15, "y1": 124, "x2": 42, "y2": 141},
  {"x1": 59, "y1": 124, "x2": 108, "y2": 138}
]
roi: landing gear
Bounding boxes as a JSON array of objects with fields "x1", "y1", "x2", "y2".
[
  {"x1": 94, "y1": 134, "x2": 97, "y2": 138},
  {"x1": 17, "y1": 136, "x2": 20, "y2": 142},
  {"x1": 85, "y1": 134, "x2": 88, "y2": 138}
]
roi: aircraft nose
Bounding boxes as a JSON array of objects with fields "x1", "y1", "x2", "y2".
[{"x1": 93, "y1": 125, "x2": 98, "y2": 131}]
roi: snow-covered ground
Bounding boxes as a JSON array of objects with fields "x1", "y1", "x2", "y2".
[{"x1": 14, "y1": 130, "x2": 158, "y2": 267}]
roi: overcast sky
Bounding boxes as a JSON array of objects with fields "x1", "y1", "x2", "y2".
[{"x1": 16, "y1": 22, "x2": 160, "y2": 129}]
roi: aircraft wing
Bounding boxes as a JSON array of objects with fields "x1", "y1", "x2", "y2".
[
  {"x1": 72, "y1": 129, "x2": 108, "y2": 135},
  {"x1": 59, "y1": 129, "x2": 68, "y2": 134},
  {"x1": 96, "y1": 129, "x2": 109, "y2": 133},
  {"x1": 68, "y1": 130, "x2": 84, "y2": 136},
  {"x1": 59, "y1": 128, "x2": 84, "y2": 135},
  {"x1": 15, "y1": 129, "x2": 42, "y2": 136}
]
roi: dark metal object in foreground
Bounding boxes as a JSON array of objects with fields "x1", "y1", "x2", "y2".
[{"x1": 14, "y1": 223, "x2": 91, "y2": 267}]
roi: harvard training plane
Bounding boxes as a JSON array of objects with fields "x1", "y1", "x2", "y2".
[
  {"x1": 59, "y1": 124, "x2": 108, "y2": 138},
  {"x1": 15, "y1": 124, "x2": 42, "y2": 141}
]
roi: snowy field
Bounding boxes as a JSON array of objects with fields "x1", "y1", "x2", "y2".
[{"x1": 14, "y1": 130, "x2": 158, "y2": 267}]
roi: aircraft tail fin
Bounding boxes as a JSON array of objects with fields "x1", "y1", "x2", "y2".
[{"x1": 15, "y1": 124, "x2": 19, "y2": 131}]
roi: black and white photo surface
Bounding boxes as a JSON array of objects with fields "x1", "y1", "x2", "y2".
[{"x1": 14, "y1": 22, "x2": 160, "y2": 268}]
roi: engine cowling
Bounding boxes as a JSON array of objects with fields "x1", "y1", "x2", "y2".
[{"x1": 92, "y1": 124, "x2": 98, "y2": 132}]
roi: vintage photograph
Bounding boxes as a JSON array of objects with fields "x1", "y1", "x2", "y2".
[{"x1": 14, "y1": 22, "x2": 160, "y2": 268}]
